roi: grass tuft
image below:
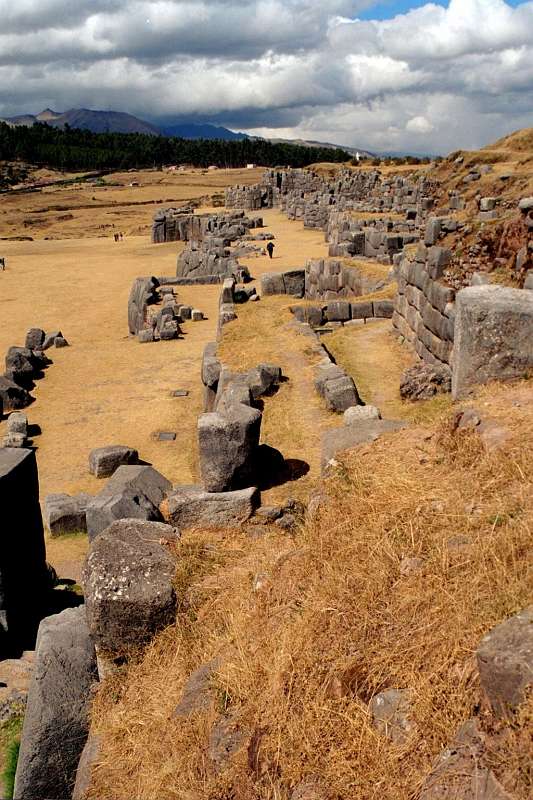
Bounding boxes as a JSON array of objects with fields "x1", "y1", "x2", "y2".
[{"x1": 0, "y1": 717, "x2": 23, "y2": 800}]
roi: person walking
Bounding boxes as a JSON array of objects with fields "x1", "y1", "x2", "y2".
[{"x1": 266, "y1": 241, "x2": 275, "y2": 259}]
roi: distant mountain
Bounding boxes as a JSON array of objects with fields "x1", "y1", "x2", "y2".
[
  {"x1": 265, "y1": 136, "x2": 374, "y2": 158},
  {"x1": 0, "y1": 108, "x2": 161, "y2": 136},
  {"x1": 160, "y1": 122, "x2": 248, "y2": 141},
  {"x1": 0, "y1": 107, "x2": 371, "y2": 156},
  {"x1": 372, "y1": 150, "x2": 440, "y2": 159}
]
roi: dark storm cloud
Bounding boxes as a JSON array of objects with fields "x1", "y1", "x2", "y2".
[{"x1": 0, "y1": 0, "x2": 532, "y2": 152}]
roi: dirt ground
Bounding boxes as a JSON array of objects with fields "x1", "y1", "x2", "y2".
[
  {"x1": 0, "y1": 187, "x2": 329, "y2": 578},
  {"x1": 0, "y1": 166, "x2": 265, "y2": 240}
]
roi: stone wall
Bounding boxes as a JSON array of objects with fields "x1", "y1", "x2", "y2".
[
  {"x1": 176, "y1": 237, "x2": 239, "y2": 282},
  {"x1": 392, "y1": 244, "x2": 456, "y2": 366},
  {"x1": 305, "y1": 259, "x2": 388, "y2": 301},
  {"x1": 225, "y1": 184, "x2": 275, "y2": 210},
  {"x1": 327, "y1": 212, "x2": 419, "y2": 262},
  {"x1": 152, "y1": 209, "x2": 263, "y2": 244}
]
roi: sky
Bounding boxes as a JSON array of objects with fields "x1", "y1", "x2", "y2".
[{"x1": 0, "y1": 0, "x2": 532, "y2": 154}]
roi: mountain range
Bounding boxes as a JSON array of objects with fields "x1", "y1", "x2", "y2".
[{"x1": 0, "y1": 107, "x2": 370, "y2": 155}]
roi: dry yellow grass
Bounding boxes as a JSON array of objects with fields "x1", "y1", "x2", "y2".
[
  {"x1": 0, "y1": 166, "x2": 265, "y2": 240},
  {"x1": 218, "y1": 296, "x2": 339, "y2": 504},
  {"x1": 87, "y1": 379, "x2": 533, "y2": 800},
  {"x1": 325, "y1": 321, "x2": 452, "y2": 423}
]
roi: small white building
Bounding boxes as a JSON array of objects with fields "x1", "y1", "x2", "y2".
[{"x1": 246, "y1": 163, "x2": 257, "y2": 169}]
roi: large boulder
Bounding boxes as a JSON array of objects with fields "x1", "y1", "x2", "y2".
[
  {"x1": 44, "y1": 493, "x2": 90, "y2": 536},
  {"x1": 198, "y1": 404, "x2": 262, "y2": 492},
  {"x1": 127, "y1": 276, "x2": 159, "y2": 335},
  {"x1": 85, "y1": 465, "x2": 171, "y2": 541},
  {"x1": 88, "y1": 444, "x2": 139, "y2": 478},
  {"x1": 0, "y1": 375, "x2": 32, "y2": 411},
  {"x1": 165, "y1": 485, "x2": 259, "y2": 529},
  {"x1": 452, "y1": 286, "x2": 533, "y2": 399},
  {"x1": 14, "y1": 606, "x2": 97, "y2": 800},
  {"x1": 0, "y1": 448, "x2": 48, "y2": 656},
  {"x1": 476, "y1": 607, "x2": 533, "y2": 718},
  {"x1": 83, "y1": 519, "x2": 179, "y2": 657},
  {"x1": 283, "y1": 269, "x2": 306, "y2": 298},
  {"x1": 24, "y1": 328, "x2": 45, "y2": 351},
  {"x1": 323, "y1": 375, "x2": 360, "y2": 412}
]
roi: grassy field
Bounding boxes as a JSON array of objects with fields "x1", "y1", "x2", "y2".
[
  {"x1": 87, "y1": 379, "x2": 533, "y2": 800},
  {"x1": 0, "y1": 166, "x2": 264, "y2": 240}
]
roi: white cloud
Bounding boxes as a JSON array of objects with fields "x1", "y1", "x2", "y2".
[
  {"x1": 406, "y1": 116, "x2": 434, "y2": 134},
  {"x1": 0, "y1": 0, "x2": 532, "y2": 153}
]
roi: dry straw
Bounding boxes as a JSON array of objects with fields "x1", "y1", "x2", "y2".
[{"x1": 88, "y1": 380, "x2": 532, "y2": 800}]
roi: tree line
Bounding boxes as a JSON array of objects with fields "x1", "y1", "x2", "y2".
[{"x1": 0, "y1": 122, "x2": 351, "y2": 171}]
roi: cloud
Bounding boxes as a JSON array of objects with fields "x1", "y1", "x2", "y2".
[
  {"x1": 0, "y1": 0, "x2": 532, "y2": 153},
  {"x1": 406, "y1": 116, "x2": 435, "y2": 134}
]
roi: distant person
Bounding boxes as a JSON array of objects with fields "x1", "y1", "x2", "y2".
[
  {"x1": 266, "y1": 241, "x2": 275, "y2": 259},
  {"x1": 0, "y1": 257, "x2": 5, "y2": 271}
]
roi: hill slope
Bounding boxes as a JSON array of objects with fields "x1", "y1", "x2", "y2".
[
  {"x1": 1, "y1": 108, "x2": 161, "y2": 136},
  {"x1": 160, "y1": 122, "x2": 248, "y2": 141}
]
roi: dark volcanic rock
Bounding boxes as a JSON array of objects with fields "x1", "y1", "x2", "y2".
[
  {"x1": 83, "y1": 519, "x2": 179, "y2": 656},
  {"x1": 14, "y1": 606, "x2": 97, "y2": 800}
]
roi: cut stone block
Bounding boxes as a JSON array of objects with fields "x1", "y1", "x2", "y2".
[
  {"x1": 85, "y1": 465, "x2": 171, "y2": 541},
  {"x1": 44, "y1": 493, "x2": 90, "y2": 536},
  {"x1": 14, "y1": 607, "x2": 97, "y2": 800},
  {"x1": 88, "y1": 445, "x2": 139, "y2": 478},
  {"x1": 166, "y1": 485, "x2": 259, "y2": 529},
  {"x1": 452, "y1": 286, "x2": 533, "y2": 399},
  {"x1": 83, "y1": 519, "x2": 179, "y2": 656},
  {"x1": 198, "y1": 404, "x2": 262, "y2": 492}
]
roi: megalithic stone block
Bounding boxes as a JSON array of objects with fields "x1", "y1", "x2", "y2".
[
  {"x1": 14, "y1": 606, "x2": 98, "y2": 800},
  {"x1": 198, "y1": 404, "x2": 262, "y2": 492},
  {"x1": 0, "y1": 448, "x2": 48, "y2": 657},
  {"x1": 452, "y1": 286, "x2": 533, "y2": 399}
]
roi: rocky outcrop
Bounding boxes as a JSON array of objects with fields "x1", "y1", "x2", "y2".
[
  {"x1": 419, "y1": 719, "x2": 512, "y2": 800},
  {"x1": 14, "y1": 606, "x2": 98, "y2": 800},
  {"x1": 152, "y1": 208, "x2": 263, "y2": 244},
  {"x1": 400, "y1": 362, "x2": 452, "y2": 401}
]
